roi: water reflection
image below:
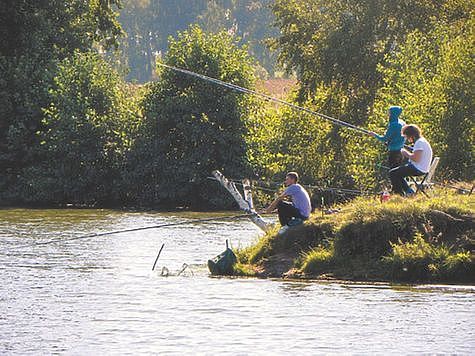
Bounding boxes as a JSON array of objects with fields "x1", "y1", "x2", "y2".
[{"x1": 0, "y1": 209, "x2": 474, "y2": 354}]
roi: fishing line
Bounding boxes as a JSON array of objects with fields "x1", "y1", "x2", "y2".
[
  {"x1": 157, "y1": 63, "x2": 414, "y2": 160},
  {"x1": 157, "y1": 62, "x2": 371, "y2": 135},
  {"x1": 5, "y1": 213, "x2": 257, "y2": 251},
  {"x1": 207, "y1": 176, "x2": 376, "y2": 196}
]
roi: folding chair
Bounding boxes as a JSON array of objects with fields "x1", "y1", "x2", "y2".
[{"x1": 407, "y1": 157, "x2": 440, "y2": 196}]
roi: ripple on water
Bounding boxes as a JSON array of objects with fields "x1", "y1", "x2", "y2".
[{"x1": 0, "y1": 209, "x2": 474, "y2": 354}]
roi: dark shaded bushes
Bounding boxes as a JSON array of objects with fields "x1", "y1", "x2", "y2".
[
  {"x1": 124, "y1": 25, "x2": 257, "y2": 209},
  {"x1": 20, "y1": 52, "x2": 140, "y2": 206}
]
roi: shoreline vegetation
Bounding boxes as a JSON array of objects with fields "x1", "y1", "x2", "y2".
[{"x1": 233, "y1": 190, "x2": 474, "y2": 285}]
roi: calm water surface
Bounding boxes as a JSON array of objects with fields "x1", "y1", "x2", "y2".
[{"x1": 1, "y1": 209, "x2": 474, "y2": 355}]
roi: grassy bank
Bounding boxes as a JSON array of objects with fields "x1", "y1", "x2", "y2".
[{"x1": 234, "y1": 190, "x2": 474, "y2": 284}]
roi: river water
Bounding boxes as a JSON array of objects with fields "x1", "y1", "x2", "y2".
[{"x1": 1, "y1": 209, "x2": 474, "y2": 355}]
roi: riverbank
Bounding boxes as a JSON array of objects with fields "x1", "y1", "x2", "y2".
[{"x1": 234, "y1": 190, "x2": 474, "y2": 284}]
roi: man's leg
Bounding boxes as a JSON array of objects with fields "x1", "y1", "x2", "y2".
[
  {"x1": 277, "y1": 201, "x2": 301, "y2": 226},
  {"x1": 389, "y1": 164, "x2": 424, "y2": 195}
]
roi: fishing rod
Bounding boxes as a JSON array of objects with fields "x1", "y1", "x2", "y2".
[
  {"x1": 7, "y1": 213, "x2": 256, "y2": 251},
  {"x1": 157, "y1": 63, "x2": 417, "y2": 154},
  {"x1": 157, "y1": 62, "x2": 371, "y2": 135},
  {"x1": 207, "y1": 176, "x2": 375, "y2": 196},
  {"x1": 206, "y1": 176, "x2": 276, "y2": 193}
]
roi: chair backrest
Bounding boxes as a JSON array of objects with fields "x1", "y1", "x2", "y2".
[{"x1": 424, "y1": 157, "x2": 440, "y2": 183}]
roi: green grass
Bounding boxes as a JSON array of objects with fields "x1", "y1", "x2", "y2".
[
  {"x1": 232, "y1": 262, "x2": 258, "y2": 277},
  {"x1": 235, "y1": 189, "x2": 475, "y2": 283},
  {"x1": 382, "y1": 234, "x2": 474, "y2": 282},
  {"x1": 301, "y1": 246, "x2": 334, "y2": 274}
]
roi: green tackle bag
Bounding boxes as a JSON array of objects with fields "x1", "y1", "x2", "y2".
[{"x1": 207, "y1": 240, "x2": 237, "y2": 276}]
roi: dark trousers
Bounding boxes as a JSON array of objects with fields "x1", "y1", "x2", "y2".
[
  {"x1": 389, "y1": 163, "x2": 425, "y2": 195},
  {"x1": 277, "y1": 200, "x2": 304, "y2": 226},
  {"x1": 388, "y1": 150, "x2": 403, "y2": 169}
]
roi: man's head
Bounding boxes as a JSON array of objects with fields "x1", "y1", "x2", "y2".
[
  {"x1": 284, "y1": 172, "x2": 299, "y2": 186},
  {"x1": 402, "y1": 124, "x2": 422, "y2": 143}
]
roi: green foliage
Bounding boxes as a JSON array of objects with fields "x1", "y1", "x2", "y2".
[
  {"x1": 301, "y1": 247, "x2": 334, "y2": 275},
  {"x1": 371, "y1": 14, "x2": 474, "y2": 180},
  {"x1": 245, "y1": 105, "x2": 284, "y2": 180},
  {"x1": 268, "y1": 0, "x2": 473, "y2": 189},
  {"x1": 383, "y1": 234, "x2": 474, "y2": 282},
  {"x1": 1, "y1": 0, "x2": 473, "y2": 208},
  {"x1": 118, "y1": 0, "x2": 278, "y2": 82},
  {"x1": 20, "y1": 52, "x2": 140, "y2": 205},
  {"x1": 197, "y1": 0, "x2": 279, "y2": 77},
  {"x1": 126, "y1": 25, "x2": 256, "y2": 208},
  {"x1": 0, "y1": 0, "x2": 124, "y2": 205},
  {"x1": 0, "y1": 0, "x2": 123, "y2": 58},
  {"x1": 118, "y1": 0, "x2": 207, "y2": 82},
  {"x1": 272, "y1": 0, "x2": 467, "y2": 97},
  {"x1": 0, "y1": 55, "x2": 54, "y2": 201}
]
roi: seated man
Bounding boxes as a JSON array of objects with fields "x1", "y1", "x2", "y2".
[
  {"x1": 389, "y1": 124, "x2": 433, "y2": 196},
  {"x1": 260, "y1": 172, "x2": 312, "y2": 226}
]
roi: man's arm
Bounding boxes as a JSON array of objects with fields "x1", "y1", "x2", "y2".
[
  {"x1": 401, "y1": 148, "x2": 422, "y2": 162},
  {"x1": 261, "y1": 193, "x2": 287, "y2": 214}
]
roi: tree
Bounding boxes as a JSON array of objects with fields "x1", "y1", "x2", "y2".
[
  {"x1": 117, "y1": 0, "x2": 278, "y2": 82},
  {"x1": 270, "y1": 0, "x2": 472, "y2": 188},
  {"x1": 118, "y1": 0, "x2": 207, "y2": 82},
  {"x1": 197, "y1": 0, "x2": 278, "y2": 77},
  {"x1": 21, "y1": 52, "x2": 140, "y2": 205},
  {"x1": 126, "y1": 25, "x2": 256, "y2": 208},
  {"x1": 370, "y1": 11, "x2": 474, "y2": 181},
  {"x1": 0, "y1": 0, "x2": 123, "y2": 204}
]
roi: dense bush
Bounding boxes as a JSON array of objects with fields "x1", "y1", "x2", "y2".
[
  {"x1": 0, "y1": 55, "x2": 53, "y2": 202},
  {"x1": 383, "y1": 234, "x2": 474, "y2": 283},
  {"x1": 0, "y1": 0, "x2": 123, "y2": 205},
  {"x1": 20, "y1": 52, "x2": 140, "y2": 205},
  {"x1": 125, "y1": 25, "x2": 257, "y2": 208}
]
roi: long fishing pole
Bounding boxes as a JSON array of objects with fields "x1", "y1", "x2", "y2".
[
  {"x1": 207, "y1": 176, "x2": 375, "y2": 196},
  {"x1": 8, "y1": 213, "x2": 256, "y2": 250},
  {"x1": 157, "y1": 62, "x2": 371, "y2": 135}
]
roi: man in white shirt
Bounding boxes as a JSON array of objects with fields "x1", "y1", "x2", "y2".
[{"x1": 389, "y1": 124, "x2": 433, "y2": 196}]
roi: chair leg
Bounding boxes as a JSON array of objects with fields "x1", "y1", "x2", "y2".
[
  {"x1": 418, "y1": 184, "x2": 430, "y2": 197},
  {"x1": 410, "y1": 176, "x2": 429, "y2": 197}
]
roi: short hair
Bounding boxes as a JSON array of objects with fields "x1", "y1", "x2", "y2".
[
  {"x1": 286, "y1": 171, "x2": 299, "y2": 182},
  {"x1": 402, "y1": 124, "x2": 422, "y2": 140}
]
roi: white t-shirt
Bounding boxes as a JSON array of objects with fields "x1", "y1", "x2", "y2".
[{"x1": 409, "y1": 137, "x2": 433, "y2": 173}]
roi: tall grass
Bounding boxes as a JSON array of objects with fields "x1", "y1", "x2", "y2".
[{"x1": 382, "y1": 233, "x2": 473, "y2": 282}]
